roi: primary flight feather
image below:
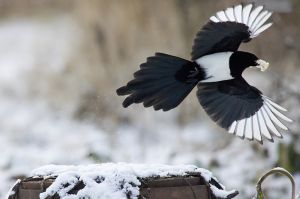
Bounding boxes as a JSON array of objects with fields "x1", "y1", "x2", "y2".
[{"x1": 116, "y1": 3, "x2": 292, "y2": 143}]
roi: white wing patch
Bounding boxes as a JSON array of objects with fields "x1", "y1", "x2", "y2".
[
  {"x1": 228, "y1": 96, "x2": 292, "y2": 143},
  {"x1": 234, "y1": 5, "x2": 242, "y2": 23},
  {"x1": 209, "y1": 3, "x2": 272, "y2": 38}
]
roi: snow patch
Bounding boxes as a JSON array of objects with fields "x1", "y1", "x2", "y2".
[
  {"x1": 27, "y1": 163, "x2": 237, "y2": 199},
  {"x1": 5, "y1": 179, "x2": 20, "y2": 199}
]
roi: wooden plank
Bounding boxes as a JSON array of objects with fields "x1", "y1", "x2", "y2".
[
  {"x1": 139, "y1": 185, "x2": 211, "y2": 199},
  {"x1": 12, "y1": 176, "x2": 213, "y2": 199}
]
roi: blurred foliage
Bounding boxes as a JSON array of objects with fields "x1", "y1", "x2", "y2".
[
  {"x1": 87, "y1": 151, "x2": 111, "y2": 163},
  {"x1": 255, "y1": 188, "x2": 265, "y2": 199},
  {"x1": 278, "y1": 140, "x2": 300, "y2": 174}
]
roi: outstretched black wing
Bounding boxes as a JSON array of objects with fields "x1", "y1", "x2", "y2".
[
  {"x1": 191, "y1": 22, "x2": 249, "y2": 59},
  {"x1": 191, "y1": 3, "x2": 272, "y2": 60},
  {"x1": 197, "y1": 78, "x2": 292, "y2": 143}
]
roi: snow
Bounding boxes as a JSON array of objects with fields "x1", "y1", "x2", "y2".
[
  {"x1": 5, "y1": 179, "x2": 20, "y2": 199},
  {"x1": 25, "y1": 163, "x2": 236, "y2": 199},
  {"x1": 210, "y1": 186, "x2": 237, "y2": 199}
]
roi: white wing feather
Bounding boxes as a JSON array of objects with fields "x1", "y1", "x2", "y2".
[
  {"x1": 226, "y1": 97, "x2": 291, "y2": 143},
  {"x1": 245, "y1": 117, "x2": 253, "y2": 140},
  {"x1": 225, "y1": 8, "x2": 235, "y2": 21},
  {"x1": 210, "y1": 3, "x2": 272, "y2": 38},
  {"x1": 242, "y1": 4, "x2": 253, "y2": 24},
  {"x1": 216, "y1": 11, "x2": 229, "y2": 22},
  {"x1": 247, "y1": 6, "x2": 264, "y2": 28},
  {"x1": 234, "y1": 5, "x2": 243, "y2": 23},
  {"x1": 236, "y1": 119, "x2": 246, "y2": 138}
]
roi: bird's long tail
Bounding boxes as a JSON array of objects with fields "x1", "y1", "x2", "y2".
[{"x1": 116, "y1": 53, "x2": 205, "y2": 111}]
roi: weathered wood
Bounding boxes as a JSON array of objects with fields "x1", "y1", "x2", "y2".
[
  {"x1": 140, "y1": 185, "x2": 210, "y2": 199},
  {"x1": 139, "y1": 176, "x2": 212, "y2": 199},
  {"x1": 9, "y1": 175, "x2": 217, "y2": 199}
]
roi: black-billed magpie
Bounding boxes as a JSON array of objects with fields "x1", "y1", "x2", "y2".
[{"x1": 116, "y1": 3, "x2": 292, "y2": 143}]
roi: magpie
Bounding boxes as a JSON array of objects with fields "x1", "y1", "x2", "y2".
[{"x1": 116, "y1": 3, "x2": 292, "y2": 143}]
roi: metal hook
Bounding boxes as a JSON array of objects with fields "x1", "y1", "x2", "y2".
[{"x1": 253, "y1": 167, "x2": 295, "y2": 199}]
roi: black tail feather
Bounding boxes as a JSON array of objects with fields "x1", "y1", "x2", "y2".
[
  {"x1": 116, "y1": 53, "x2": 204, "y2": 111},
  {"x1": 116, "y1": 86, "x2": 131, "y2": 95}
]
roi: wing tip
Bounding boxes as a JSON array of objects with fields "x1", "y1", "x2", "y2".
[
  {"x1": 116, "y1": 86, "x2": 131, "y2": 96},
  {"x1": 264, "y1": 135, "x2": 274, "y2": 143},
  {"x1": 122, "y1": 96, "x2": 134, "y2": 108},
  {"x1": 210, "y1": 2, "x2": 272, "y2": 39},
  {"x1": 254, "y1": 136, "x2": 264, "y2": 145}
]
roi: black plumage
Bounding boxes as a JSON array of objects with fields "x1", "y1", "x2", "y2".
[
  {"x1": 197, "y1": 77, "x2": 263, "y2": 129},
  {"x1": 191, "y1": 21, "x2": 250, "y2": 60},
  {"x1": 117, "y1": 3, "x2": 292, "y2": 143},
  {"x1": 116, "y1": 53, "x2": 205, "y2": 111}
]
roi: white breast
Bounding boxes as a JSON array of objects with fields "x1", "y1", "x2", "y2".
[{"x1": 196, "y1": 52, "x2": 233, "y2": 82}]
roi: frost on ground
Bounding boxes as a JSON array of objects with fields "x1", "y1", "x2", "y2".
[{"x1": 8, "y1": 163, "x2": 237, "y2": 199}]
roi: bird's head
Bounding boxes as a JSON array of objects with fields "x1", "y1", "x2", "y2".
[{"x1": 230, "y1": 51, "x2": 269, "y2": 77}]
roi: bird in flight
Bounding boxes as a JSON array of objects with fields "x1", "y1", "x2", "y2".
[{"x1": 117, "y1": 3, "x2": 292, "y2": 143}]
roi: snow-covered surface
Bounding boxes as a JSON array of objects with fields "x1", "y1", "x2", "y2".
[
  {"x1": 10, "y1": 163, "x2": 235, "y2": 199},
  {"x1": 0, "y1": 12, "x2": 299, "y2": 199},
  {"x1": 5, "y1": 179, "x2": 20, "y2": 199}
]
